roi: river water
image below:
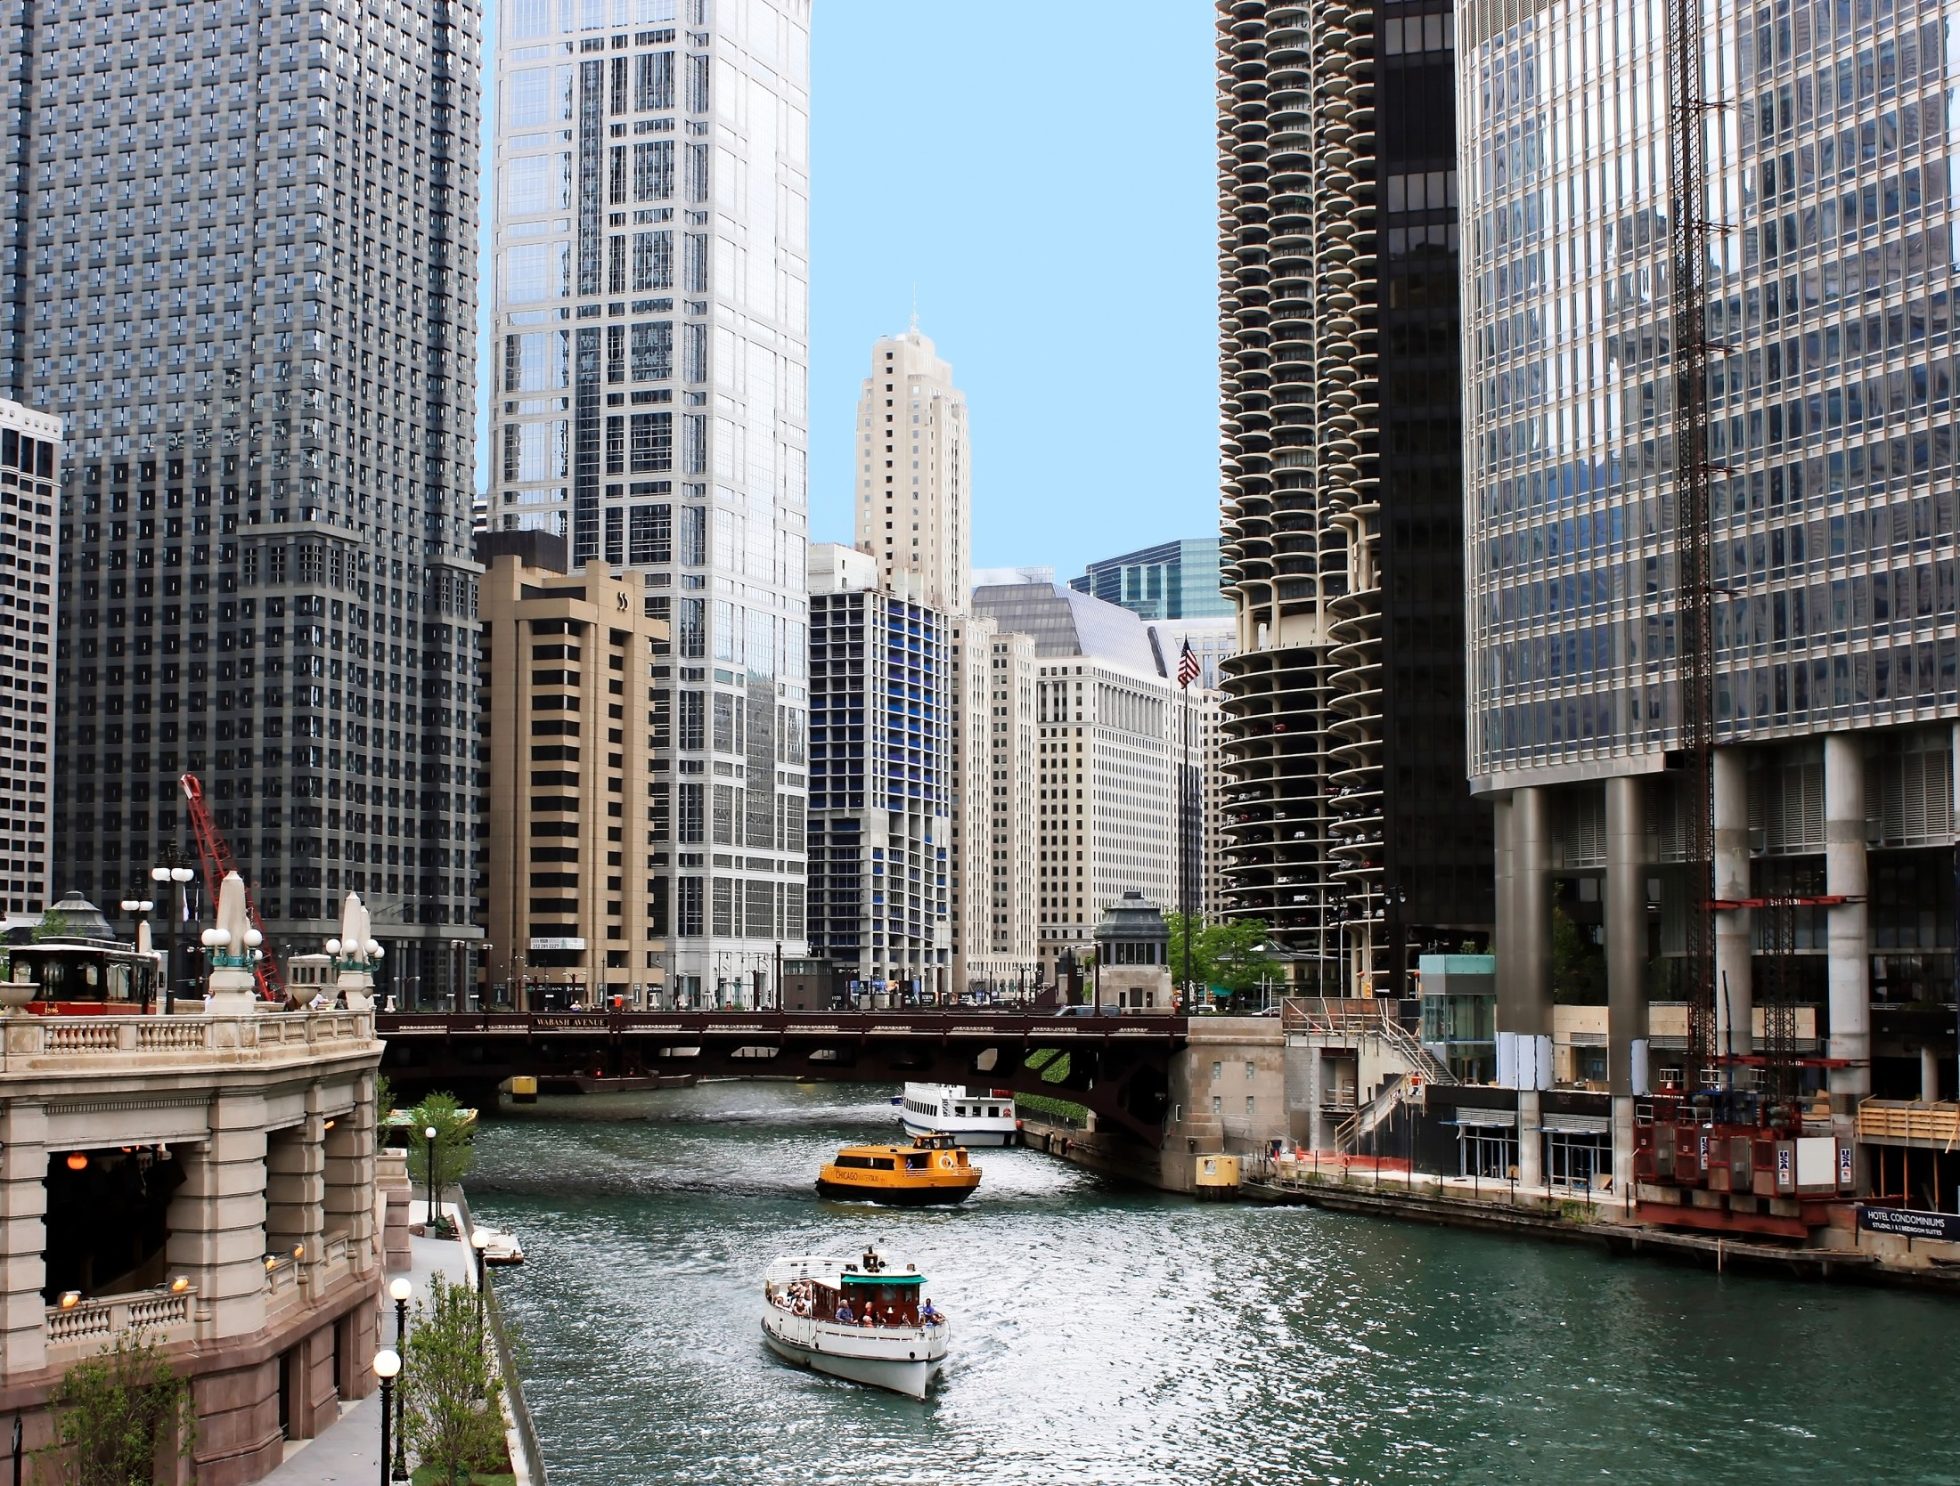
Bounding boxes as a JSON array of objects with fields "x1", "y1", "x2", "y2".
[{"x1": 468, "y1": 1080, "x2": 1960, "y2": 1486}]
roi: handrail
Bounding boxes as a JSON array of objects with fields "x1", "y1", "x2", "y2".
[{"x1": 485, "y1": 1283, "x2": 547, "y2": 1485}]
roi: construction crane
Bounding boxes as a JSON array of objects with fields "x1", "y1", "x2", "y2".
[{"x1": 179, "y1": 773, "x2": 287, "y2": 1002}]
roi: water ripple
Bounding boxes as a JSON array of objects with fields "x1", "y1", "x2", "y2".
[{"x1": 471, "y1": 1082, "x2": 1960, "y2": 1486}]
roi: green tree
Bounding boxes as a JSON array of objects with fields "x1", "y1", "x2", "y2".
[
  {"x1": 402, "y1": 1274, "x2": 505, "y2": 1484},
  {"x1": 1164, "y1": 915, "x2": 1282, "y2": 1007},
  {"x1": 50, "y1": 1329, "x2": 195, "y2": 1486},
  {"x1": 32, "y1": 909, "x2": 71, "y2": 942},
  {"x1": 408, "y1": 1092, "x2": 476, "y2": 1195},
  {"x1": 375, "y1": 1073, "x2": 395, "y2": 1153},
  {"x1": 1550, "y1": 904, "x2": 1606, "y2": 1005}
]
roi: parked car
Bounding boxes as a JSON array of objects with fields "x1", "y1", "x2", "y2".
[{"x1": 1052, "y1": 1003, "x2": 1118, "y2": 1017}]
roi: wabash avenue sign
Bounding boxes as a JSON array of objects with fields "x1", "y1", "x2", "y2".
[{"x1": 1856, "y1": 1205, "x2": 1960, "y2": 1243}]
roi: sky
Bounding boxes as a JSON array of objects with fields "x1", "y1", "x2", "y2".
[{"x1": 477, "y1": 3, "x2": 1221, "y2": 584}]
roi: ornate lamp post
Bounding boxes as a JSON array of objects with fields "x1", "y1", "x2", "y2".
[
  {"x1": 423, "y1": 1124, "x2": 440, "y2": 1229},
  {"x1": 387, "y1": 1278, "x2": 411, "y2": 1482},
  {"x1": 148, "y1": 851, "x2": 196, "y2": 1005},
  {"x1": 470, "y1": 1228, "x2": 490, "y2": 1343},
  {"x1": 119, "y1": 897, "x2": 156, "y2": 1010},
  {"x1": 373, "y1": 1348, "x2": 401, "y2": 1486}
]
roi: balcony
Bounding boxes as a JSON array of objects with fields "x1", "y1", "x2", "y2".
[{"x1": 46, "y1": 1286, "x2": 196, "y2": 1369}]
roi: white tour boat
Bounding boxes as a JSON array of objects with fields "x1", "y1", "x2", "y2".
[
  {"x1": 896, "y1": 1083, "x2": 1018, "y2": 1146},
  {"x1": 760, "y1": 1246, "x2": 950, "y2": 1399}
]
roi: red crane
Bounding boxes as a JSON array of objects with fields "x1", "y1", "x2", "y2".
[{"x1": 179, "y1": 774, "x2": 287, "y2": 1002}]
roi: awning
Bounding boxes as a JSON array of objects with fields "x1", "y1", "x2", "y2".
[
  {"x1": 1447, "y1": 1108, "x2": 1517, "y2": 1129},
  {"x1": 1541, "y1": 1114, "x2": 1612, "y2": 1135}
]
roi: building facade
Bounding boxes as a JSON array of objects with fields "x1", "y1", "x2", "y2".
[
  {"x1": 854, "y1": 325, "x2": 970, "y2": 614},
  {"x1": 949, "y1": 614, "x2": 1039, "y2": 997},
  {"x1": 805, "y1": 545, "x2": 950, "y2": 1000},
  {"x1": 1458, "y1": 0, "x2": 1960, "y2": 1190},
  {"x1": 972, "y1": 582, "x2": 1217, "y2": 984},
  {"x1": 19, "y1": 0, "x2": 484, "y2": 998},
  {"x1": 1216, "y1": 0, "x2": 1490, "y2": 997},
  {"x1": 0, "y1": 921, "x2": 385, "y2": 1484},
  {"x1": 1071, "y1": 538, "x2": 1230, "y2": 620},
  {"x1": 478, "y1": 533, "x2": 668, "y2": 1009},
  {"x1": 489, "y1": 0, "x2": 812, "y2": 1003},
  {"x1": 0, "y1": 402, "x2": 58, "y2": 920}
]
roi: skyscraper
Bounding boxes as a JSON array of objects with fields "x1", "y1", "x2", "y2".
[
  {"x1": 1216, "y1": 0, "x2": 1489, "y2": 995},
  {"x1": 21, "y1": 1, "x2": 483, "y2": 992},
  {"x1": 1457, "y1": 0, "x2": 1960, "y2": 1188},
  {"x1": 1070, "y1": 538, "x2": 1230, "y2": 620},
  {"x1": 854, "y1": 325, "x2": 970, "y2": 614},
  {"x1": 806, "y1": 545, "x2": 950, "y2": 1001},
  {"x1": 490, "y1": 0, "x2": 812, "y2": 1003},
  {"x1": 0, "y1": 402, "x2": 59, "y2": 921}
]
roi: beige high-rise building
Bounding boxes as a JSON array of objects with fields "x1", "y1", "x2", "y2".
[
  {"x1": 948, "y1": 615, "x2": 1040, "y2": 997},
  {"x1": 854, "y1": 326, "x2": 970, "y2": 614},
  {"x1": 478, "y1": 534, "x2": 669, "y2": 1011}
]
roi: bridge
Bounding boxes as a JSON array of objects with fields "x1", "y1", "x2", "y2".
[{"x1": 377, "y1": 1010, "x2": 1189, "y2": 1140}]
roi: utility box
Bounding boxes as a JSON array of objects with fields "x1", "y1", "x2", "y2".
[{"x1": 1193, "y1": 1154, "x2": 1241, "y2": 1200}]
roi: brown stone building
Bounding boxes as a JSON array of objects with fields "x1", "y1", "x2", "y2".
[{"x1": 478, "y1": 535, "x2": 669, "y2": 1009}]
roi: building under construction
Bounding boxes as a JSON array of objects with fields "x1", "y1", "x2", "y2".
[{"x1": 1455, "y1": 0, "x2": 1960, "y2": 1224}]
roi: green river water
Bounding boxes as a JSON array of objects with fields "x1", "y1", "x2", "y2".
[{"x1": 466, "y1": 1080, "x2": 1960, "y2": 1486}]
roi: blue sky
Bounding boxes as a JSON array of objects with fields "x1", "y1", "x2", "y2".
[{"x1": 477, "y1": 3, "x2": 1220, "y2": 583}]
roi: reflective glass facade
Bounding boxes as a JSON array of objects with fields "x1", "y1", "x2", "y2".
[
  {"x1": 491, "y1": 0, "x2": 812, "y2": 994},
  {"x1": 22, "y1": 0, "x2": 483, "y2": 992},
  {"x1": 1071, "y1": 539, "x2": 1231, "y2": 620},
  {"x1": 1462, "y1": 0, "x2": 1960, "y2": 788}
]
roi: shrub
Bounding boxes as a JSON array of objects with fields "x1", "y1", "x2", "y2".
[
  {"x1": 403, "y1": 1274, "x2": 506, "y2": 1483},
  {"x1": 51, "y1": 1329, "x2": 195, "y2": 1486}
]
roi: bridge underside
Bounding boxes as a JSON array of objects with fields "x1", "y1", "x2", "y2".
[{"x1": 380, "y1": 1015, "x2": 1182, "y2": 1142}]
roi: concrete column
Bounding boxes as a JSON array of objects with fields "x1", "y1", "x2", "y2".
[
  {"x1": 1713, "y1": 746, "x2": 1754, "y2": 1060},
  {"x1": 1824, "y1": 733, "x2": 1872, "y2": 1132},
  {"x1": 1605, "y1": 776, "x2": 1646, "y2": 1196},
  {"x1": 1514, "y1": 787, "x2": 1554, "y2": 1082},
  {"x1": 0, "y1": 1102, "x2": 48, "y2": 1378},
  {"x1": 167, "y1": 1092, "x2": 268, "y2": 1341},
  {"x1": 1517, "y1": 1089, "x2": 1543, "y2": 1188},
  {"x1": 1921, "y1": 1044, "x2": 1941, "y2": 1103},
  {"x1": 1491, "y1": 794, "x2": 1514, "y2": 1082}
]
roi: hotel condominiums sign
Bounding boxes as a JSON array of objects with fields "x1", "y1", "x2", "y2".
[
  {"x1": 529, "y1": 938, "x2": 587, "y2": 951},
  {"x1": 1856, "y1": 1205, "x2": 1960, "y2": 1243}
]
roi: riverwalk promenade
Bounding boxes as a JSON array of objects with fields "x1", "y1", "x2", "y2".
[{"x1": 258, "y1": 1201, "x2": 527, "y2": 1485}]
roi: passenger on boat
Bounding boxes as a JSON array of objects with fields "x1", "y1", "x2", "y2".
[
  {"x1": 835, "y1": 1299, "x2": 854, "y2": 1325},
  {"x1": 921, "y1": 1299, "x2": 943, "y2": 1327}
]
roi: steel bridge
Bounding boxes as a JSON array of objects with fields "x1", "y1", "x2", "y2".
[{"x1": 378, "y1": 1010, "x2": 1190, "y2": 1140}]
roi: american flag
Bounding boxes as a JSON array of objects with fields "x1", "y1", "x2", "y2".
[{"x1": 1176, "y1": 639, "x2": 1200, "y2": 689}]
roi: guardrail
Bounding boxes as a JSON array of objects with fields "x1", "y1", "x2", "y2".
[
  {"x1": 45, "y1": 1286, "x2": 196, "y2": 1364},
  {"x1": 1857, "y1": 1098, "x2": 1960, "y2": 1149},
  {"x1": 485, "y1": 1281, "x2": 547, "y2": 1484},
  {"x1": 1, "y1": 1011, "x2": 376, "y2": 1071}
]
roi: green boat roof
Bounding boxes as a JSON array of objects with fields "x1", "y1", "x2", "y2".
[{"x1": 840, "y1": 1271, "x2": 923, "y2": 1286}]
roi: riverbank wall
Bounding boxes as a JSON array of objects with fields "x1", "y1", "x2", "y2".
[{"x1": 1018, "y1": 1119, "x2": 1960, "y2": 1294}]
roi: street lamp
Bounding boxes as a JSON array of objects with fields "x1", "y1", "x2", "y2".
[
  {"x1": 448, "y1": 939, "x2": 465, "y2": 1014},
  {"x1": 148, "y1": 853, "x2": 196, "y2": 1005},
  {"x1": 386, "y1": 1278, "x2": 411, "y2": 1482},
  {"x1": 470, "y1": 1228, "x2": 489, "y2": 1341},
  {"x1": 373, "y1": 1348, "x2": 401, "y2": 1486},
  {"x1": 423, "y1": 1124, "x2": 440, "y2": 1230},
  {"x1": 119, "y1": 897, "x2": 156, "y2": 1010}
]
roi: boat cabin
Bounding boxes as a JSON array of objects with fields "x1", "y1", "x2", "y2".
[{"x1": 836, "y1": 1270, "x2": 923, "y2": 1327}]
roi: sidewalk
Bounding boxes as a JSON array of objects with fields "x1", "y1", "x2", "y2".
[{"x1": 258, "y1": 1227, "x2": 476, "y2": 1486}]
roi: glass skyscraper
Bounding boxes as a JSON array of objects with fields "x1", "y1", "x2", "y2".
[
  {"x1": 19, "y1": 0, "x2": 484, "y2": 997},
  {"x1": 490, "y1": 0, "x2": 811, "y2": 1002},
  {"x1": 1070, "y1": 539, "x2": 1230, "y2": 621},
  {"x1": 1460, "y1": 0, "x2": 1960, "y2": 1178}
]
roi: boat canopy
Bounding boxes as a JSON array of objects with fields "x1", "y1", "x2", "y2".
[{"x1": 840, "y1": 1271, "x2": 923, "y2": 1288}]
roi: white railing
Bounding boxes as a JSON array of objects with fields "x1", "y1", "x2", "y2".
[
  {"x1": 46, "y1": 1287, "x2": 195, "y2": 1358},
  {"x1": 0, "y1": 1011, "x2": 377, "y2": 1072}
]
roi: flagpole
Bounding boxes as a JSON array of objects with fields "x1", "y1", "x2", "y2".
[{"x1": 1179, "y1": 646, "x2": 1194, "y2": 1008}]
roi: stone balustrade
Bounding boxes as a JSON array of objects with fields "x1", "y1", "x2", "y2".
[
  {"x1": 45, "y1": 1286, "x2": 196, "y2": 1367},
  {"x1": 0, "y1": 1011, "x2": 377, "y2": 1074}
]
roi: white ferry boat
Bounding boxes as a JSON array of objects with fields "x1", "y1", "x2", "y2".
[
  {"x1": 896, "y1": 1083, "x2": 1018, "y2": 1146},
  {"x1": 760, "y1": 1247, "x2": 950, "y2": 1399}
]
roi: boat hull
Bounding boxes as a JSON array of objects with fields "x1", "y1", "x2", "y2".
[
  {"x1": 898, "y1": 1113, "x2": 1016, "y2": 1147},
  {"x1": 760, "y1": 1317, "x2": 945, "y2": 1400},
  {"x1": 814, "y1": 1177, "x2": 975, "y2": 1206}
]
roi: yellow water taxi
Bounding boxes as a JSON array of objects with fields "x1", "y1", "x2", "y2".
[{"x1": 815, "y1": 1131, "x2": 981, "y2": 1206}]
